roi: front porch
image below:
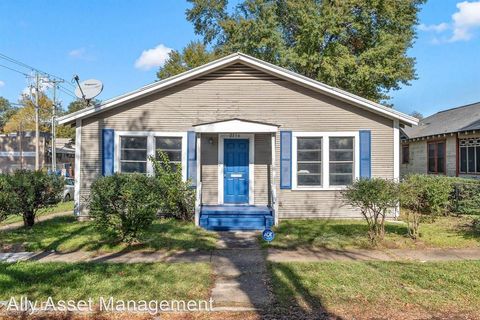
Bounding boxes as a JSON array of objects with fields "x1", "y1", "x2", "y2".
[
  {"x1": 192, "y1": 119, "x2": 279, "y2": 231},
  {"x1": 199, "y1": 205, "x2": 274, "y2": 231}
]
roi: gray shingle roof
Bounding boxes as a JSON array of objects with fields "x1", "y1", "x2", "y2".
[{"x1": 402, "y1": 102, "x2": 480, "y2": 139}]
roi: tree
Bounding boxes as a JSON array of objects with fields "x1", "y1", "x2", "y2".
[
  {"x1": 3, "y1": 93, "x2": 53, "y2": 133},
  {"x1": 157, "y1": 41, "x2": 219, "y2": 80},
  {"x1": 0, "y1": 170, "x2": 64, "y2": 227},
  {"x1": 185, "y1": 0, "x2": 425, "y2": 101},
  {"x1": 66, "y1": 99, "x2": 99, "y2": 114},
  {"x1": 410, "y1": 110, "x2": 424, "y2": 120},
  {"x1": 0, "y1": 97, "x2": 17, "y2": 132},
  {"x1": 342, "y1": 178, "x2": 399, "y2": 245}
]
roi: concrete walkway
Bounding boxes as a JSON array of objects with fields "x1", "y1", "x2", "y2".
[{"x1": 0, "y1": 211, "x2": 72, "y2": 232}]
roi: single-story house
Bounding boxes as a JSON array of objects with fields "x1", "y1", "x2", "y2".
[
  {"x1": 401, "y1": 102, "x2": 480, "y2": 178},
  {"x1": 58, "y1": 53, "x2": 417, "y2": 230}
]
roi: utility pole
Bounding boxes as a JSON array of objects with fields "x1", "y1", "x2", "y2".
[
  {"x1": 34, "y1": 72, "x2": 40, "y2": 171},
  {"x1": 51, "y1": 82, "x2": 57, "y2": 172}
]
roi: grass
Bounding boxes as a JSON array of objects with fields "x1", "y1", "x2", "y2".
[
  {"x1": 0, "y1": 216, "x2": 218, "y2": 253},
  {"x1": 263, "y1": 215, "x2": 480, "y2": 250},
  {"x1": 269, "y1": 260, "x2": 480, "y2": 318},
  {"x1": 1, "y1": 201, "x2": 74, "y2": 226},
  {"x1": 0, "y1": 261, "x2": 211, "y2": 301}
]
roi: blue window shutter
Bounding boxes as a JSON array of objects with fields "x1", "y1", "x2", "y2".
[
  {"x1": 187, "y1": 131, "x2": 197, "y2": 186},
  {"x1": 102, "y1": 129, "x2": 114, "y2": 176},
  {"x1": 280, "y1": 131, "x2": 292, "y2": 189},
  {"x1": 359, "y1": 130, "x2": 371, "y2": 179}
]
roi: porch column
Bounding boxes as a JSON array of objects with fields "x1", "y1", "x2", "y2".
[
  {"x1": 271, "y1": 133, "x2": 279, "y2": 225},
  {"x1": 194, "y1": 133, "x2": 202, "y2": 226}
]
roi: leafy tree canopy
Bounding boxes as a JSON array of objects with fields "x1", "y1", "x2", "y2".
[
  {"x1": 3, "y1": 93, "x2": 53, "y2": 133},
  {"x1": 157, "y1": 41, "x2": 219, "y2": 80},
  {"x1": 176, "y1": 0, "x2": 425, "y2": 102},
  {"x1": 65, "y1": 99, "x2": 100, "y2": 114},
  {"x1": 0, "y1": 97, "x2": 17, "y2": 132}
]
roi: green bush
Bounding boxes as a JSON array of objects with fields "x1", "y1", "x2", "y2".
[
  {"x1": 451, "y1": 179, "x2": 480, "y2": 215},
  {"x1": 342, "y1": 178, "x2": 399, "y2": 244},
  {"x1": 0, "y1": 170, "x2": 64, "y2": 227},
  {"x1": 151, "y1": 152, "x2": 195, "y2": 221},
  {"x1": 400, "y1": 174, "x2": 452, "y2": 216},
  {"x1": 89, "y1": 173, "x2": 160, "y2": 243}
]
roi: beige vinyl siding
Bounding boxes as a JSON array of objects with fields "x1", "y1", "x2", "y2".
[
  {"x1": 400, "y1": 135, "x2": 457, "y2": 177},
  {"x1": 200, "y1": 134, "x2": 218, "y2": 205},
  {"x1": 254, "y1": 134, "x2": 271, "y2": 206},
  {"x1": 78, "y1": 63, "x2": 395, "y2": 218}
]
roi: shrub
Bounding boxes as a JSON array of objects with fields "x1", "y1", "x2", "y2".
[
  {"x1": 89, "y1": 173, "x2": 160, "y2": 243},
  {"x1": 451, "y1": 179, "x2": 480, "y2": 215},
  {"x1": 400, "y1": 174, "x2": 452, "y2": 217},
  {"x1": 342, "y1": 178, "x2": 399, "y2": 245},
  {"x1": 151, "y1": 152, "x2": 195, "y2": 221},
  {"x1": 0, "y1": 170, "x2": 64, "y2": 227},
  {"x1": 399, "y1": 177, "x2": 424, "y2": 239}
]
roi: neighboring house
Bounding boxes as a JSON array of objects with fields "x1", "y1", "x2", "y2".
[
  {"x1": 0, "y1": 132, "x2": 75, "y2": 175},
  {"x1": 58, "y1": 53, "x2": 417, "y2": 230},
  {"x1": 401, "y1": 102, "x2": 480, "y2": 178}
]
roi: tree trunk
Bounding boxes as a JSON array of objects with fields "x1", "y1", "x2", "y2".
[{"x1": 23, "y1": 211, "x2": 35, "y2": 228}]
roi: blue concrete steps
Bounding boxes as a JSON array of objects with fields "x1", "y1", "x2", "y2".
[{"x1": 200, "y1": 205, "x2": 273, "y2": 231}]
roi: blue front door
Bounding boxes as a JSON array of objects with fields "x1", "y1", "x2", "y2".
[{"x1": 224, "y1": 139, "x2": 249, "y2": 204}]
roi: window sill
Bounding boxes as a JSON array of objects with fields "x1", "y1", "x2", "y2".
[{"x1": 291, "y1": 186, "x2": 348, "y2": 191}]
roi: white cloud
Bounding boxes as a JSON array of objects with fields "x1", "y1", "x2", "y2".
[
  {"x1": 0, "y1": 80, "x2": 4, "y2": 88},
  {"x1": 68, "y1": 47, "x2": 95, "y2": 61},
  {"x1": 134, "y1": 44, "x2": 172, "y2": 70},
  {"x1": 21, "y1": 77, "x2": 52, "y2": 97},
  {"x1": 450, "y1": 1, "x2": 480, "y2": 41},
  {"x1": 418, "y1": 22, "x2": 449, "y2": 32},
  {"x1": 418, "y1": 1, "x2": 480, "y2": 43},
  {"x1": 69, "y1": 48, "x2": 86, "y2": 58}
]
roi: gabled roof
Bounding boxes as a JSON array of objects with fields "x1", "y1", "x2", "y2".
[
  {"x1": 402, "y1": 102, "x2": 480, "y2": 139},
  {"x1": 58, "y1": 52, "x2": 418, "y2": 126}
]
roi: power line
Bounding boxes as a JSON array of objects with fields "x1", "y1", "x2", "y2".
[
  {"x1": 0, "y1": 52, "x2": 72, "y2": 85},
  {"x1": 0, "y1": 63, "x2": 31, "y2": 77}
]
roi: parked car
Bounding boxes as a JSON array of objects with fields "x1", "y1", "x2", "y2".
[{"x1": 63, "y1": 178, "x2": 75, "y2": 201}]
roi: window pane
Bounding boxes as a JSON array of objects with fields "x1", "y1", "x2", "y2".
[
  {"x1": 156, "y1": 137, "x2": 182, "y2": 150},
  {"x1": 428, "y1": 143, "x2": 436, "y2": 173},
  {"x1": 476, "y1": 147, "x2": 480, "y2": 173},
  {"x1": 330, "y1": 150, "x2": 354, "y2": 161},
  {"x1": 460, "y1": 147, "x2": 467, "y2": 173},
  {"x1": 298, "y1": 163, "x2": 321, "y2": 174},
  {"x1": 298, "y1": 150, "x2": 322, "y2": 161},
  {"x1": 330, "y1": 174, "x2": 353, "y2": 186},
  {"x1": 298, "y1": 138, "x2": 322, "y2": 150},
  {"x1": 402, "y1": 145, "x2": 409, "y2": 164},
  {"x1": 121, "y1": 136, "x2": 147, "y2": 149},
  {"x1": 437, "y1": 142, "x2": 445, "y2": 173},
  {"x1": 155, "y1": 137, "x2": 182, "y2": 163},
  {"x1": 120, "y1": 136, "x2": 147, "y2": 173},
  {"x1": 297, "y1": 137, "x2": 322, "y2": 187},
  {"x1": 121, "y1": 162, "x2": 146, "y2": 173},
  {"x1": 121, "y1": 149, "x2": 147, "y2": 161},
  {"x1": 329, "y1": 137, "x2": 354, "y2": 186},
  {"x1": 330, "y1": 137, "x2": 353, "y2": 149},
  {"x1": 330, "y1": 163, "x2": 353, "y2": 174},
  {"x1": 298, "y1": 175, "x2": 321, "y2": 186},
  {"x1": 468, "y1": 146, "x2": 476, "y2": 173}
]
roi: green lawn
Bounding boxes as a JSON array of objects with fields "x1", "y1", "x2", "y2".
[
  {"x1": 0, "y1": 261, "x2": 211, "y2": 301},
  {"x1": 1, "y1": 201, "x2": 74, "y2": 226},
  {"x1": 0, "y1": 216, "x2": 218, "y2": 253},
  {"x1": 269, "y1": 260, "x2": 480, "y2": 318},
  {"x1": 264, "y1": 215, "x2": 480, "y2": 250}
]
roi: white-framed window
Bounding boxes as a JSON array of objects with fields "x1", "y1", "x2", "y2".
[
  {"x1": 460, "y1": 138, "x2": 480, "y2": 174},
  {"x1": 115, "y1": 131, "x2": 187, "y2": 178},
  {"x1": 292, "y1": 132, "x2": 360, "y2": 190}
]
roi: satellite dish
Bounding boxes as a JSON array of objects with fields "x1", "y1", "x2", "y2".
[{"x1": 74, "y1": 79, "x2": 103, "y2": 100}]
